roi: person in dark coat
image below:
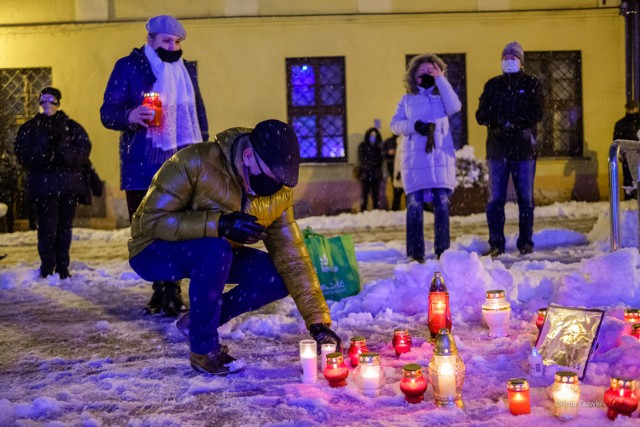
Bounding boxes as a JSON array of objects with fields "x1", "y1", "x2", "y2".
[
  {"x1": 0, "y1": 150, "x2": 18, "y2": 233},
  {"x1": 356, "y1": 128, "x2": 384, "y2": 211},
  {"x1": 382, "y1": 134, "x2": 404, "y2": 211},
  {"x1": 14, "y1": 87, "x2": 92, "y2": 279},
  {"x1": 613, "y1": 100, "x2": 640, "y2": 200},
  {"x1": 101, "y1": 15, "x2": 209, "y2": 316},
  {"x1": 476, "y1": 41, "x2": 544, "y2": 257}
]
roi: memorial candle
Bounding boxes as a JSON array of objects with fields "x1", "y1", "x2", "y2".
[
  {"x1": 481, "y1": 290, "x2": 511, "y2": 338},
  {"x1": 299, "y1": 339, "x2": 317, "y2": 384},
  {"x1": 353, "y1": 353, "x2": 385, "y2": 397},
  {"x1": 536, "y1": 307, "x2": 547, "y2": 331},
  {"x1": 552, "y1": 371, "x2": 580, "y2": 420},
  {"x1": 320, "y1": 343, "x2": 337, "y2": 372},
  {"x1": 427, "y1": 329, "x2": 465, "y2": 408},
  {"x1": 348, "y1": 336, "x2": 369, "y2": 367},
  {"x1": 507, "y1": 378, "x2": 531, "y2": 415},
  {"x1": 400, "y1": 364, "x2": 428, "y2": 404},
  {"x1": 603, "y1": 377, "x2": 638, "y2": 420},
  {"x1": 392, "y1": 328, "x2": 412, "y2": 356},
  {"x1": 428, "y1": 272, "x2": 452, "y2": 341},
  {"x1": 323, "y1": 352, "x2": 348, "y2": 388}
]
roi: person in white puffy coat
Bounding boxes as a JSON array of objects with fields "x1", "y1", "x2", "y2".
[{"x1": 390, "y1": 53, "x2": 461, "y2": 261}]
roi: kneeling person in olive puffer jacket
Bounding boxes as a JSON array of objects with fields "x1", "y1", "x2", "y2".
[{"x1": 128, "y1": 119, "x2": 341, "y2": 375}]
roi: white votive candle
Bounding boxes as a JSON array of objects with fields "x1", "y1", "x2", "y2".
[
  {"x1": 320, "y1": 343, "x2": 337, "y2": 372},
  {"x1": 300, "y1": 340, "x2": 317, "y2": 384}
]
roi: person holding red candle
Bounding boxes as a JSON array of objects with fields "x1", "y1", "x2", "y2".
[
  {"x1": 101, "y1": 15, "x2": 209, "y2": 317},
  {"x1": 128, "y1": 119, "x2": 341, "y2": 375}
]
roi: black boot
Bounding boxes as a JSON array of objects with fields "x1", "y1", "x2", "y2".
[
  {"x1": 143, "y1": 282, "x2": 165, "y2": 315},
  {"x1": 162, "y1": 281, "x2": 188, "y2": 317}
]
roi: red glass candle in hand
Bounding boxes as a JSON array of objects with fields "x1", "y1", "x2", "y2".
[
  {"x1": 507, "y1": 378, "x2": 531, "y2": 415},
  {"x1": 400, "y1": 364, "x2": 428, "y2": 404},
  {"x1": 142, "y1": 92, "x2": 162, "y2": 127},
  {"x1": 348, "y1": 336, "x2": 369, "y2": 367},
  {"x1": 535, "y1": 307, "x2": 547, "y2": 331},
  {"x1": 604, "y1": 377, "x2": 639, "y2": 420},
  {"x1": 428, "y1": 272, "x2": 452, "y2": 341},
  {"x1": 392, "y1": 328, "x2": 412, "y2": 356},
  {"x1": 323, "y1": 352, "x2": 349, "y2": 388}
]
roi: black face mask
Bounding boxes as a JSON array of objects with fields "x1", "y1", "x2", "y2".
[
  {"x1": 156, "y1": 47, "x2": 183, "y2": 63},
  {"x1": 418, "y1": 74, "x2": 435, "y2": 89},
  {"x1": 249, "y1": 161, "x2": 283, "y2": 196}
]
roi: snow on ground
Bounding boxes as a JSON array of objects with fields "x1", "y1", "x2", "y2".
[{"x1": 0, "y1": 200, "x2": 639, "y2": 426}]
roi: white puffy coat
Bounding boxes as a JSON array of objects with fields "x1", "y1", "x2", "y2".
[{"x1": 390, "y1": 76, "x2": 461, "y2": 194}]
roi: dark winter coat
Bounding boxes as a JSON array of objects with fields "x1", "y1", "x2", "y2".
[
  {"x1": 476, "y1": 71, "x2": 544, "y2": 161},
  {"x1": 0, "y1": 152, "x2": 18, "y2": 202},
  {"x1": 128, "y1": 127, "x2": 331, "y2": 328},
  {"x1": 14, "y1": 111, "x2": 91, "y2": 200},
  {"x1": 357, "y1": 129, "x2": 384, "y2": 182},
  {"x1": 100, "y1": 46, "x2": 209, "y2": 191},
  {"x1": 613, "y1": 112, "x2": 640, "y2": 141}
]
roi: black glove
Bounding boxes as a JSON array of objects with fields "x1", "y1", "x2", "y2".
[
  {"x1": 414, "y1": 120, "x2": 431, "y2": 136},
  {"x1": 218, "y1": 212, "x2": 266, "y2": 244},
  {"x1": 309, "y1": 323, "x2": 342, "y2": 355}
]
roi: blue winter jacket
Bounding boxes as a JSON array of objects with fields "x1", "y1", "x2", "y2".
[{"x1": 100, "y1": 46, "x2": 209, "y2": 190}]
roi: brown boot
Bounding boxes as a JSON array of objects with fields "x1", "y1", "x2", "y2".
[{"x1": 190, "y1": 349, "x2": 241, "y2": 376}]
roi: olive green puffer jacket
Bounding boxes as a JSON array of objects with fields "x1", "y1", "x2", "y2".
[{"x1": 128, "y1": 127, "x2": 331, "y2": 327}]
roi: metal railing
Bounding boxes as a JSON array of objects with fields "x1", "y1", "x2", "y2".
[{"x1": 608, "y1": 139, "x2": 640, "y2": 251}]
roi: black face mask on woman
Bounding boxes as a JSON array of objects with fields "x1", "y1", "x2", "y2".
[
  {"x1": 418, "y1": 73, "x2": 435, "y2": 89},
  {"x1": 249, "y1": 161, "x2": 283, "y2": 196},
  {"x1": 156, "y1": 47, "x2": 183, "y2": 63}
]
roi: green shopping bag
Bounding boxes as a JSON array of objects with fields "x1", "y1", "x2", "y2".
[{"x1": 303, "y1": 227, "x2": 361, "y2": 301}]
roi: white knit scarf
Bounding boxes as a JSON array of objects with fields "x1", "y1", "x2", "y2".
[{"x1": 144, "y1": 44, "x2": 202, "y2": 163}]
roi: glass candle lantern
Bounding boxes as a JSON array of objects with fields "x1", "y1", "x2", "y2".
[
  {"x1": 392, "y1": 328, "x2": 412, "y2": 356},
  {"x1": 631, "y1": 324, "x2": 640, "y2": 340},
  {"x1": 320, "y1": 343, "x2": 337, "y2": 372},
  {"x1": 536, "y1": 307, "x2": 547, "y2": 331},
  {"x1": 142, "y1": 92, "x2": 162, "y2": 127},
  {"x1": 481, "y1": 290, "x2": 511, "y2": 338},
  {"x1": 428, "y1": 272, "x2": 452, "y2": 341},
  {"x1": 353, "y1": 353, "x2": 386, "y2": 397},
  {"x1": 299, "y1": 339, "x2": 317, "y2": 384},
  {"x1": 400, "y1": 364, "x2": 428, "y2": 404},
  {"x1": 623, "y1": 308, "x2": 640, "y2": 324},
  {"x1": 348, "y1": 336, "x2": 369, "y2": 367},
  {"x1": 603, "y1": 377, "x2": 638, "y2": 420},
  {"x1": 507, "y1": 378, "x2": 531, "y2": 415},
  {"x1": 323, "y1": 352, "x2": 349, "y2": 388},
  {"x1": 551, "y1": 371, "x2": 580, "y2": 420},
  {"x1": 427, "y1": 329, "x2": 465, "y2": 408}
]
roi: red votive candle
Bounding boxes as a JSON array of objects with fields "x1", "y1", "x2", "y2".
[
  {"x1": 400, "y1": 364, "x2": 428, "y2": 404},
  {"x1": 323, "y1": 352, "x2": 349, "y2": 388},
  {"x1": 604, "y1": 377, "x2": 638, "y2": 420},
  {"x1": 392, "y1": 328, "x2": 412, "y2": 356},
  {"x1": 507, "y1": 378, "x2": 531, "y2": 415},
  {"x1": 348, "y1": 336, "x2": 369, "y2": 367},
  {"x1": 536, "y1": 307, "x2": 547, "y2": 331}
]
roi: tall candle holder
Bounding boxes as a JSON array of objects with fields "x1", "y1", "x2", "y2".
[
  {"x1": 299, "y1": 339, "x2": 317, "y2": 384},
  {"x1": 428, "y1": 272, "x2": 452, "y2": 341},
  {"x1": 551, "y1": 371, "x2": 580, "y2": 420},
  {"x1": 507, "y1": 378, "x2": 531, "y2": 415},
  {"x1": 323, "y1": 352, "x2": 349, "y2": 388},
  {"x1": 603, "y1": 377, "x2": 638, "y2": 420},
  {"x1": 353, "y1": 353, "x2": 385, "y2": 397},
  {"x1": 392, "y1": 328, "x2": 412, "y2": 356},
  {"x1": 427, "y1": 329, "x2": 465, "y2": 408},
  {"x1": 348, "y1": 336, "x2": 369, "y2": 367},
  {"x1": 481, "y1": 289, "x2": 511, "y2": 338},
  {"x1": 400, "y1": 364, "x2": 428, "y2": 404}
]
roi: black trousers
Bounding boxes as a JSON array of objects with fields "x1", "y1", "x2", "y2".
[{"x1": 35, "y1": 194, "x2": 78, "y2": 275}]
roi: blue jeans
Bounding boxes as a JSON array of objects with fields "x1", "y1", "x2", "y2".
[
  {"x1": 486, "y1": 159, "x2": 536, "y2": 252},
  {"x1": 130, "y1": 238, "x2": 289, "y2": 354},
  {"x1": 406, "y1": 188, "x2": 451, "y2": 259}
]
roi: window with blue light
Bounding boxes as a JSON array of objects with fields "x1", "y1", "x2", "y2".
[{"x1": 286, "y1": 57, "x2": 347, "y2": 162}]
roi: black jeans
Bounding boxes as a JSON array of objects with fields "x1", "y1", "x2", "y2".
[
  {"x1": 360, "y1": 179, "x2": 380, "y2": 211},
  {"x1": 35, "y1": 194, "x2": 78, "y2": 275}
]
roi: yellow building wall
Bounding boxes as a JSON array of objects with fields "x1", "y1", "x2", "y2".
[{"x1": 0, "y1": 5, "x2": 626, "y2": 224}]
